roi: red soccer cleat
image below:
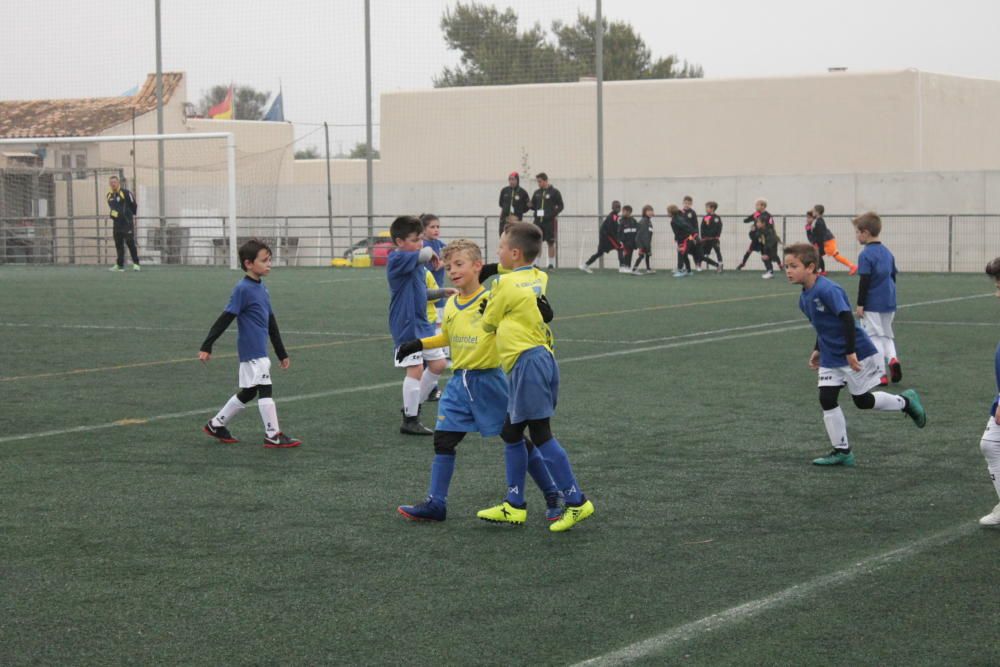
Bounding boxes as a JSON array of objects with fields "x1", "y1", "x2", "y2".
[
  {"x1": 888, "y1": 358, "x2": 902, "y2": 383},
  {"x1": 204, "y1": 422, "x2": 239, "y2": 444}
]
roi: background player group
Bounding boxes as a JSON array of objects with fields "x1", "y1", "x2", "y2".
[{"x1": 579, "y1": 197, "x2": 860, "y2": 280}]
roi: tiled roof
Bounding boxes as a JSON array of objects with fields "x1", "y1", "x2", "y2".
[{"x1": 0, "y1": 72, "x2": 184, "y2": 139}]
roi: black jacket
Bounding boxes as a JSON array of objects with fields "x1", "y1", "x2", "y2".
[
  {"x1": 682, "y1": 207, "x2": 700, "y2": 237},
  {"x1": 499, "y1": 185, "x2": 530, "y2": 220},
  {"x1": 671, "y1": 213, "x2": 693, "y2": 243},
  {"x1": 531, "y1": 186, "x2": 564, "y2": 222},
  {"x1": 812, "y1": 216, "x2": 834, "y2": 242},
  {"x1": 618, "y1": 215, "x2": 638, "y2": 249},
  {"x1": 635, "y1": 216, "x2": 653, "y2": 251},
  {"x1": 599, "y1": 212, "x2": 620, "y2": 244},
  {"x1": 107, "y1": 188, "x2": 137, "y2": 233},
  {"x1": 700, "y1": 214, "x2": 722, "y2": 240}
]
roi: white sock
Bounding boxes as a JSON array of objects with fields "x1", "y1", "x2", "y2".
[
  {"x1": 822, "y1": 407, "x2": 849, "y2": 450},
  {"x1": 403, "y1": 376, "x2": 421, "y2": 417},
  {"x1": 258, "y1": 397, "x2": 279, "y2": 437},
  {"x1": 884, "y1": 336, "x2": 898, "y2": 360},
  {"x1": 980, "y1": 427, "x2": 1000, "y2": 500},
  {"x1": 872, "y1": 391, "x2": 906, "y2": 412},
  {"x1": 870, "y1": 335, "x2": 886, "y2": 364},
  {"x1": 212, "y1": 395, "x2": 245, "y2": 427},
  {"x1": 419, "y1": 369, "x2": 441, "y2": 402}
]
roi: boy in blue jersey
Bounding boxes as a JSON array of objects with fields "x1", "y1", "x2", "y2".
[
  {"x1": 976, "y1": 258, "x2": 1000, "y2": 526},
  {"x1": 393, "y1": 239, "x2": 563, "y2": 523},
  {"x1": 388, "y1": 216, "x2": 456, "y2": 435},
  {"x1": 476, "y1": 222, "x2": 595, "y2": 532},
  {"x1": 199, "y1": 239, "x2": 300, "y2": 448},
  {"x1": 784, "y1": 243, "x2": 925, "y2": 467},
  {"x1": 853, "y1": 213, "x2": 901, "y2": 385}
]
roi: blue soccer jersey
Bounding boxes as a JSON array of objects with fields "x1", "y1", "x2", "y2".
[
  {"x1": 857, "y1": 242, "x2": 897, "y2": 312},
  {"x1": 224, "y1": 276, "x2": 273, "y2": 362},
  {"x1": 387, "y1": 249, "x2": 435, "y2": 345},
  {"x1": 799, "y1": 276, "x2": 878, "y2": 368}
]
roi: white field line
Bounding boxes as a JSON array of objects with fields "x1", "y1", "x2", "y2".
[
  {"x1": 898, "y1": 320, "x2": 996, "y2": 327},
  {"x1": 0, "y1": 322, "x2": 375, "y2": 337},
  {"x1": 0, "y1": 292, "x2": 989, "y2": 445},
  {"x1": 570, "y1": 522, "x2": 978, "y2": 667}
]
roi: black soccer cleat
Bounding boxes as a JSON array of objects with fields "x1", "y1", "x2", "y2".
[
  {"x1": 426, "y1": 386, "x2": 442, "y2": 402},
  {"x1": 889, "y1": 358, "x2": 902, "y2": 383},
  {"x1": 204, "y1": 422, "x2": 239, "y2": 444},
  {"x1": 400, "y1": 414, "x2": 433, "y2": 436},
  {"x1": 263, "y1": 432, "x2": 302, "y2": 448}
]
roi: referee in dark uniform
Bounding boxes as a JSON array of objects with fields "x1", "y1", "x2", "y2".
[
  {"x1": 530, "y1": 172, "x2": 564, "y2": 270},
  {"x1": 107, "y1": 175, "x2": 140, "y2": 271}
]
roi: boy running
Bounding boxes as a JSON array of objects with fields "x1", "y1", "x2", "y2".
[
  {"x1": 580, "y1": 201, "x2": 622, "y2": 273},
  {"x1": 811, "y1": 204, "x2": 858, "y2": 274},
  {"x1": 784, "y1": 243, "x2": 925, "y2": 467}
]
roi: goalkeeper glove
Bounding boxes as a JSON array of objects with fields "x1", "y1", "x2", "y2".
[
  {"x1": 536, "y1": 294, "x2": 554, "y2": 323},
  {"x1": 395, "y1": 339, "x2": 423, "y2": 363}
]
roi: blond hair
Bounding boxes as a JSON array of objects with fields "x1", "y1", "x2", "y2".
[{"x1": 442, "y1": 238, "x2": 483, "y2": 263}]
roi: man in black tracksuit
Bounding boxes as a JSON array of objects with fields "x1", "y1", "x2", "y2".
[
  {"x1": 580, "y1": 200, "x2": 621, "y2": 272},
  {"x1": 107, "y1": 175, "x2": 140, "y2": 271},
  {"x1": 498, "y1": 171, "x2": 530, "y2": 236},
  {"x1": 530, "y1": 172, "x2": 564, "y2": 269}
]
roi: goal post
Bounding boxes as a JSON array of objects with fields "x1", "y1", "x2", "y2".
[{"x1": 0, "y1": 132, "x2": 239, "y2": 269}]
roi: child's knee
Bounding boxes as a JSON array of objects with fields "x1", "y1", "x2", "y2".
[
  {"x1": 405, "y1": 365, "x2": 423, "y2": 379},
  {"x1": 980, "y1": 429, "x2": 1000, "y2": 460},
  {"x1": 851, "y1": 393, "x2": 875, "y2": 410},
  {"x1": 427, "y1": 358, "x2": 447, "y2": 374},
  {"x1": 237, "y1": 386, "x2": 258, "y2": 403},
  {"x1": 526, "y1": 419, "x2": 553, "y2": 446},
  {"x1": 818, "y1": 386, "x2": 840, "y2": 411}
]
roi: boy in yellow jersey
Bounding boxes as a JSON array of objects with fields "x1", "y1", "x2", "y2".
[
  {"x1": 394, "y1": 240, "x2": 561, "y2": 522},
  {"x1": 476, "y1": 222, "x2": 595, "y2": 532}
]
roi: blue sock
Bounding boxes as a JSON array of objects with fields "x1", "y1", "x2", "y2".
[
  {"x1": 537, "y1": 438, "x2": 584, "y2": 505},
  {"x1": 504, "y1": 441, "x2": 528, "y2": 506},
  {"x1": 426, "y1": 454, "x2": 455, "y2": 507},
  {"x1": 527, "y1": 445, "x2": 558, "y2": 497}
]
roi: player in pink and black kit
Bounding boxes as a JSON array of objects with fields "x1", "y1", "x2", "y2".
[
  {"x1": 738, "y1": 198, "x2": 781, "y2": 271},
  {"x1": 580, "y1": 200, "x2": 622, "y2": 273},
  {"x1": 699, "y1": 200, "x2": 723, "y2": 272}
]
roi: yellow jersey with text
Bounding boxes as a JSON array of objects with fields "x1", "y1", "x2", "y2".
[
  {"x1": 480, "y1": 266, "x2": 552, "y2": 373},
  {"x1": 425, "y1": 269, "x2": 439, "y2": 324},
  {"x1": 423, "y1": 287, "x2": 498, "y2": 370}
]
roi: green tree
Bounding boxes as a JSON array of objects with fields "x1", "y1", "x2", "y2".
[
  {"x1": 346, "y1": 142, "x2": 380, "y2": 159},
  {"x1": 294, "y1": 146, "x2": 320, "y2": 160},
  {"x1": 198, "y1": 85, "x2": 271, "y2": 120},
  {"x1": 435, "y1": 3, "x2": 702, "y2": 87}
]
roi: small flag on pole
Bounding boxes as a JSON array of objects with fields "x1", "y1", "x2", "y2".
[
  {"x1": 209, "y1": 85, "x2": 234, "y2": 120},
  {"x1": 263, "y1": 86, "x2": 284, "y2": 122}
]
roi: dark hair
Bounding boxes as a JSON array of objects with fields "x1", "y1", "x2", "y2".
[
  {"x1": 813, "y1": 204, "x2": 825, "y2": 215},
  {"x1": 536, "y1": 172, "x2": 548, "y2": 181},
  {"x1": 611, "y1": 200, "x2": 621, "y2": 208},
  {"x1": 806, "y1": 210, "x2": 815, "y2": 218},
  {"x1": 390, "y1": 215, "x2": 423, "y2": 242},
  {"x1": 683, "y1": 195, "x2": 693, "y2": 203},
  {"x1": 622, "y1": 204, "x2": 633, "y2": 214},
  {"x1": 705, "y1": 201, "x2": 718, "y2": 211},
  {"x1": 986, "y1": 257, "x2": 1000, "y2": 277},
  {"x1": 852, "y1": 212, "x2": 881, "y2": 237},
  {"x1": 239, "y1": 238, "x2": 272, "y2": 269},
  {"x1": 419, "y1": 213, "x2": 439, "y2": 229},
  {"x1": 784, "y1": 242, "x2": 819, "y2": 270},
  {"x1": 641, "y1": 204, "x2": 653, "y2": 216},
  {"x1": 503, "y1": 222, "x2": 542, "y2": 262}
]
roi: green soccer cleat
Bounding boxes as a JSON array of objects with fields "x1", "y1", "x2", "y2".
[
  {"x1": 476, "y1": 501, "x2": 526, "y2": 525},
  {"x1": 109, "y1": 265, "x2": 124, "y2": 272},
  {"x1": 901, "y1": 389, "x2": 926, "y2": 428},
  {"x1": 812, "y1": 450, "x2": 856, "y2": 467},
  {"x1": 132, "y1": 264, "x2": 141, "y2": 272},
  {"x1": 549, "y1": 498, "x2": 595, "y2": 532}
]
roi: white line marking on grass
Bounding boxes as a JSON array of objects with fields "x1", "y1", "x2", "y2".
[
  {"x1": 898, "y1": 320, "x2": 996, "y2": 327},
  {"x1": 570, "y1": 522, "x2": 978, "y2": 667},
  {"x1": 1, "y1": 292, "x2": 989, "y2": 444}
]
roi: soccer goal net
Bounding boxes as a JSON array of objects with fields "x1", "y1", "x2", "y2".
[{"x1": 0, "y1": 132, "x2": 291, "y2": 269}]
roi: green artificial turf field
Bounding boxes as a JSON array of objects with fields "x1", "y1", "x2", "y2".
[{"x1": 1, "y1": 264, "x2": 998, "y2": 665}]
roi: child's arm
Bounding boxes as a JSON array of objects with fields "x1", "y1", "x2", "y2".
[
  {"x1": 427, "y1": 288, "x2": 458, "y2": 301},
  {"x1": 395, "y1": 331, "x2": 451, "y2": 363},
  {"x1": 268, "y1": 313, "x2": 290, "y2": 368},
  {"x1": 552, "y1": 189, "x2": 565, "y2": 216},
  {"x1": 199, "y1": 311, "x2": 236, "y2": 362}
]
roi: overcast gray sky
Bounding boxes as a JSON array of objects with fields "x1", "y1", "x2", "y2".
[{"x1": 3, "y1": 0, "x2": 999, "y2": 150}]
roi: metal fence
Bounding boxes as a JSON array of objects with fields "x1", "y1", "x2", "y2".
[{"x1": 3, "y1": 213, "x2": 1000, "y2": 273}]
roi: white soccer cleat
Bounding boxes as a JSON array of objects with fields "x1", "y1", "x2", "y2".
[
  {"x1": 579, "y1": 263, "x2": 593, "y2": 274},
  {"x1": 979, "y1": 502, "x2": 1000, "y2": 526},
  {"x1": 762, "y1": 271, "x2": 774, "y2": 279}
]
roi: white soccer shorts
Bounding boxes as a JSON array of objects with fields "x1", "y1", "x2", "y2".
[
  {"x1": 817, "y1": 353, "x2": 885, "y2": 395},
  {"x1": 394, "y1": 345, "x2": 447, "y2": 368},
  {"x1": 238, "y1": 357, "x2": 272, "y2": 388},
  {"x1": 860, "y1": 311, "x2": 895, "y2": 340}
]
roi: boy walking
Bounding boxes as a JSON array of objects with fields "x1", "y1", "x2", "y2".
[
  {"x1": 783, "y1": 243, "x2": 925, "y2": 467},
  {"x1": 477, "y1": 223, "x2": 595, "y2": 532},
  {"x1": 853, "y1": 212, "x2": 902, "y2": 384},
  {"x1": 200, "y1": 238, "x2": 300, "y2": 448},
  {"x1": 700, "y1": 201, "x2": 723, "y2": 272},
  {"x1": 631, "y1": 205, "x2": 655, "y2": 274},
  {"x1": 394, "y1": 239, "x2": 563, "y2": 522},
  {"x1": 388, "y1": 216, "x2": 455, "y2": 435}
]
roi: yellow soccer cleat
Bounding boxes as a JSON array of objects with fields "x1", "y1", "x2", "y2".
[
  {"x1": 549, "y1": 499, "x2": 594, "y2": 532},
  {"x1": 476, "y1": 501, "x2": 527, "y2": 526}
]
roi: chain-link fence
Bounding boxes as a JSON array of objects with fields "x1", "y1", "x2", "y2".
[{"x1": 3, "y1": 212, "x2": 998, "y2": 273}]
